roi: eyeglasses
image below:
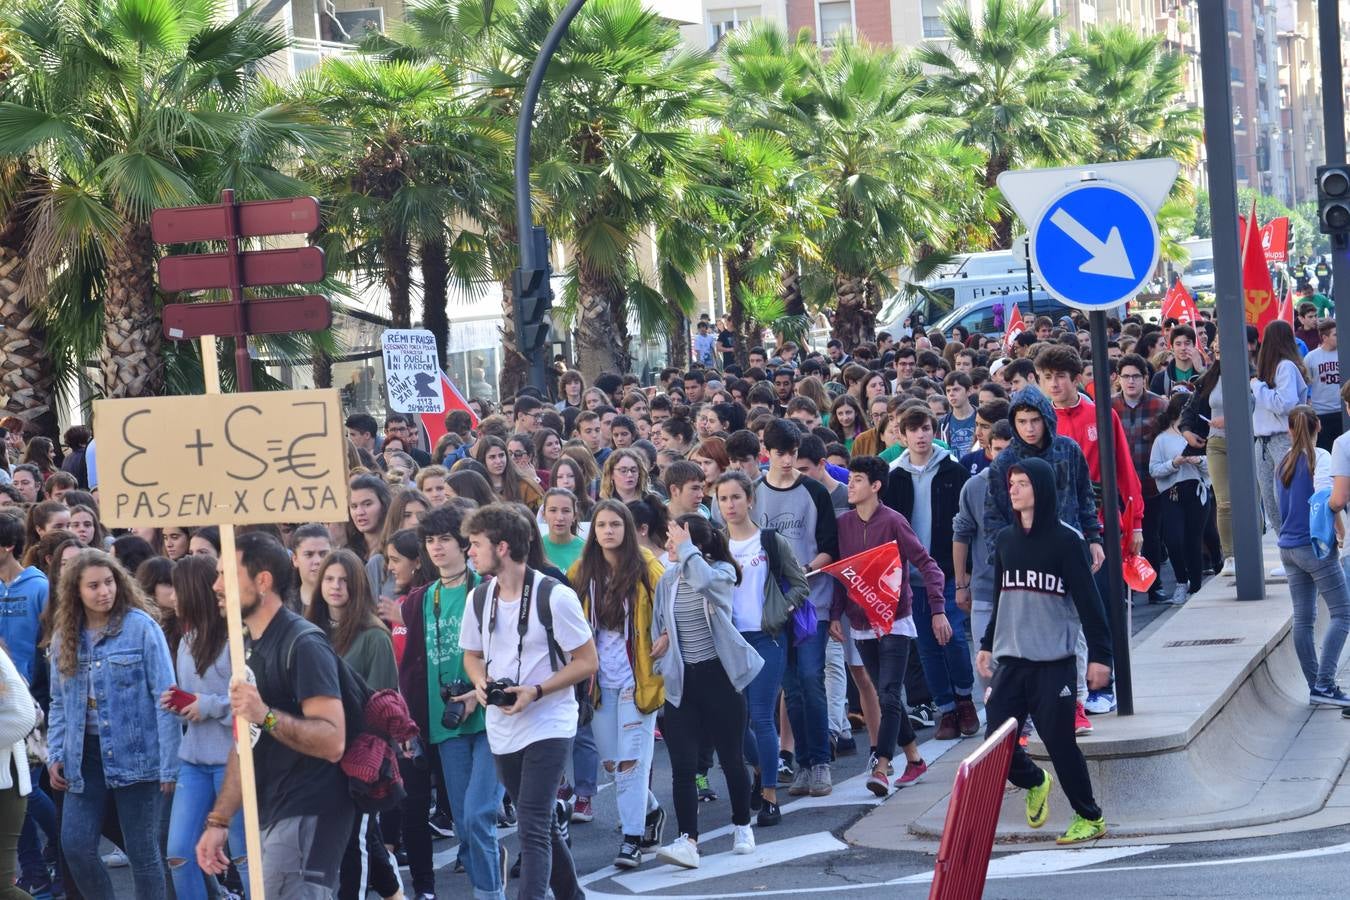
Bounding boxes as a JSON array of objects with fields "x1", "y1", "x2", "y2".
[
  {"x1": 614, "y1": 466, "x2": 640, "y2": 476},
  {"x1": 510, "y1": 449, "x2": 530, "y2": 460},
  {"x1": 1118, "y1": 373, "x2": 1145, "y2": 380}
]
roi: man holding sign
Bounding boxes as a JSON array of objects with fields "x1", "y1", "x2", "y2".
[
  {"x1": 196, "y1": 533, "x2": 353, "y2": 897},
  {"x1": 827, "y1": 456, "x2": 945, "y2": 799}
]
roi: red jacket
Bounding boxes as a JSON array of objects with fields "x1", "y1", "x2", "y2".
[{"x1": 1052, "y1": 393, "x2": 1144, "y2": 532}]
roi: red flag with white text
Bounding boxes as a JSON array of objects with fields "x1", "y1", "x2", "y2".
[
  {"x1": 820, "y1": 542, "x2": 907, "y2": 638},
  {"x1": 419, "y1": 370, "x2": 479, "y2": 451},
  {"x1": 1002, "y1": 303, "x2": 1025, "y2": 355},
  {"x1": 1261, "y1": 217, "x2": 1290, "y2": 264},
  {"x1": 1161, "y1": 277, "x2": 1200, "y2": 326}
]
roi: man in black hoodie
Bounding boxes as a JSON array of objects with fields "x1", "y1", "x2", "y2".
[{"x1": 977, "y1": 456, "x2": 1113, "y2": 845}]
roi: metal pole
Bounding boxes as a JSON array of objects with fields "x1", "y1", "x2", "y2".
[
  {"x1": 1089, "y1": 310, "x2": 1132, "y2": 715},
  {"x1": 1198, "y1": 0, "x2": 1265, "y2": 599},
  {"x1": 515, "y1": 0, "x2": 589, "y2": 393},
  {"x1": 1025, "y1": 254, "x2": 1034, "y2": 309},
  {"x1": 1318, "y1": 0, "x2": 1350, "y2": 430},
  {"x1": 220, "y1": 189, "x2": 252, "y2": 392}
]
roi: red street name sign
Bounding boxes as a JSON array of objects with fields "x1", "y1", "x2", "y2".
[
  {"x1": 159, "y1": 246, "x2": 325, "y2": 293},
  {"x1": 150, "y1": 196, "x2": 320, "y2": 244},
  {"x1": 163, "y1": 295, "x2": 332, "y2": 341}
]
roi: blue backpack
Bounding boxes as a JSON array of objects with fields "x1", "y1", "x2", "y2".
[{"x1": 1309, "y1": 487, "x2": 1336, "y2": 560}]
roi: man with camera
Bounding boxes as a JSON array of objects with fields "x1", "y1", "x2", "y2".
[
  {"x1": 401, "y1": 504, "x2": 502, "y2": 900},
  {"x1": 459, "y1": 504, "x2": 598, "y2": 900}
]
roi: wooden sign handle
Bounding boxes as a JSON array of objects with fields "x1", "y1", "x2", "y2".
[{"x1": 201, "y1": 336, "x2": 267, "y2": 900}]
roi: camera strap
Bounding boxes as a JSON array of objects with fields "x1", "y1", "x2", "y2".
[{"x1": 487, "y1": 568, "x2": 535, "y2": 684}]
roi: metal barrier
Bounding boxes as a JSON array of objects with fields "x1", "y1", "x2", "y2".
[{"x1": 928, "y1": 717, "x2": 1019, "y2": 900}]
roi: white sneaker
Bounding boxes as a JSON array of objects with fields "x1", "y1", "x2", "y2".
[
  {"x1": 733, "y1": 824, "x2": 755, "y2": 855},
  {"x1": 1270, "y1": 565, "x2": 1286, "y2": 578},
  {"x1": 102, "y1": 849, "x2": 129, "y2": 868},
  {"x1": 656, "y1": 834, "x2": 699, "y2": 869},
  {"x1": 1220, "y1": 558, "x2": 1235, "y2": 576},
  {"x1": 1169, "y1": 584, "x2": 1189, "y2": 605}
]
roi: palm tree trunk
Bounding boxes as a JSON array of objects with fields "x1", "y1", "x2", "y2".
[
  {"x1": 102, "y1": 220, "x2": 163, "y2": 398},
  {"x1": 780, "y1": 268, "x2": 806, "y2": 318},
  {"x1": 668, "y1": 316, "x2": 690, "y2": 371},
  {"x1": 574, "y1": 257, "x2": 629, "y2": 382},
  {"x1": 0, "y1": 236, "x2": 57, "y2": 436},
  {"x1": 831, "y1": 272, "x2": 871, "y2": 349},
  {"x1": 383, "y1": 230, "x2": 413, "y2": 329},
  {"x1": 498, "y1": 273, "x2": 529, "y2": 400},
  {"x1": 311, "y1": 348, "x2": 333, "y2": 389},
  {"x1": 986, "y1": 154, "x2": 1014, "y2": 250},
  {"x1": 420, "y1": 235, "x2": 449, "y2": 369},
  {"x1": 725, "y1": 251, "x2": 751, "y2": 369}
]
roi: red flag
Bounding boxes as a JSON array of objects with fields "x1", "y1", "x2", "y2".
[
  {"x1": 1278, "y1": 288, "x2": 1294, "y2": 324},
  {"x1": 1001, "y1": 303, "x2": 1025, "y2": 355},
  {"x1": 1241, "y1": 200, "x2": 1278, "y2": 335},
  {"x1": 1260, "y1": 217, "x2": 1290, "y2": 264},
  {"x1": 819, "y1": 542, "x2": 907, "y2": 638},
  {"x1": 418, "y1": 370, "x2": 479, "y2": 451},
  {"x1": 1161, "y1": 277, "x2": 1200, "y2": 326}
]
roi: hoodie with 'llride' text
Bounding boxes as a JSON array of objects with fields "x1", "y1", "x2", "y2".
[{"x1": 980, "y1": 456, "x2": 1113, "y2": 668}]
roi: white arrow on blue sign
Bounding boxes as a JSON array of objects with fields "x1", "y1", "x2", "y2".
[{"x1": 1028, "y1": 180, "x2": 1160, "y2": 311}]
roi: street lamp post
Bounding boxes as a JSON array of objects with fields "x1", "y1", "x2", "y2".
[
  {"x1": 513, "y1": 0, "x2": 590, "y2": 395},
  {"x1": 1197, "y1": 0, "x2": 1266, "y2": 599}
]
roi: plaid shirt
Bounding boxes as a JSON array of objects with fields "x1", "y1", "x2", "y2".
[{"x1": 1112, "y1": 391, "x2": 1169, "y2": 497}]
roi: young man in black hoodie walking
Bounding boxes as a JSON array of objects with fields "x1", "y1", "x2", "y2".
[{"x1": 977, "y1": 456, "x2": 1113, "y2": 845}]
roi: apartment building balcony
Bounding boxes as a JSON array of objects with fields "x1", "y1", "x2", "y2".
[{"x1": 289, "y1": 37, "x2": 356, "y2": 77}]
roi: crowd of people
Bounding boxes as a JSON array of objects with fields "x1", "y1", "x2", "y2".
[{"x1": 0, "y1": 293, "x2": 1348, "y2": 900}]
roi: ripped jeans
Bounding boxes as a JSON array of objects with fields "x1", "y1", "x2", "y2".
[
  {"x1": 167, "y1": 761, "x2": 249, "y2": 900},
  {"x1": 593, "y1": 685, "x2": 659, "y2": 838}
]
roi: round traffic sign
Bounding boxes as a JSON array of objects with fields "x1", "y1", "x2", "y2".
[{"x1": 1029, "y1": 181, "x2": 1160, "y2": 311}]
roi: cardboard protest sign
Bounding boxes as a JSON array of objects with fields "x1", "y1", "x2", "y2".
[
  {"x1": 382, "y1": 328, "x2": 445, "y2": 414},
  {"x1": 94, "y1": 389, "x2": 348, "y2": 527}
]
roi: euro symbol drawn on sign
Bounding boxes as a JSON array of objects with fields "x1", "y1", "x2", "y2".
[{"x1": 272, "y1": 401, "x2": 334, "y2": 480}]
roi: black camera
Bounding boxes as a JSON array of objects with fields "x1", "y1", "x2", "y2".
[
  {"x1": 440, "y1": 679, "x2": 473, "y2": 730},
  {"x1": 484, "y1": 678, "x2": 518, "y2": 708}
]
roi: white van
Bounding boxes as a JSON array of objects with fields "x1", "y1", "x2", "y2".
[{"x1": 880, "y1": 271, "x2": 1045, "y2": 336}]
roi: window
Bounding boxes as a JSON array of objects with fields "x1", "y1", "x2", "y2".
[
  {"x1": 817, "y1": 0, "x2": 853, "y2": 46},
  {"x1": 921, "y1": 0, "x2": 946, "y2": 37},
  {"x1": 707, "y1": 6, "x2": 759, "y2": 45}
]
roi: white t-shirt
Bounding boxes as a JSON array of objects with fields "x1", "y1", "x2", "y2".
[
  {"x1": 596, "y1": 625, "x2": 634, "y2": 690},
  {"x1": 458, "y1": 570, "x2": 593, "y2": 755},
  {"x1": 853, "y1": 613, "x2": 918, "y2": 640},
  {"x1": 730, "y1": 533, "x2": 769, "y2": 632}
]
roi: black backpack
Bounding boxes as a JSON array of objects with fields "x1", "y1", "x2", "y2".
[
  {"x1": 471, "y1": 570, "x2": 594, "y2": 726},
  {"x1": 270, "y1": 614, "x2": 412, "y2": 812}
]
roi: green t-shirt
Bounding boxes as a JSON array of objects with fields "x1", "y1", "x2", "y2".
[
  {"x1": 425, "y1": 581, "x2": 485, "y2": 743},
  {"x1": 1311, "y1": 293, "x2": 1335, "y2": 315},
  {"x1": 543, "y1": 533, "x2": 586, "y2": 575},
  {"x1": 879, "y1": 443, "x2": 903, "y2": 463},
  {"x1": 343, "y1": 626, "x2": 399, "y2": 692}
]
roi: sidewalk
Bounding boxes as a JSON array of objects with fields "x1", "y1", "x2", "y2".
[{"x1": 848, "y1": 538, "x2": 1350, "y2": 850}]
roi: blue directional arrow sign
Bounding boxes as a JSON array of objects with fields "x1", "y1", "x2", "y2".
[{"x1": 1028, "y1": 181, "x2": 1160, "y2": 311}]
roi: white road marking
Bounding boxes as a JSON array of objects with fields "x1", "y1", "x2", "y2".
[{"x1": 612, "y1": 832, "x2": 847, "y2": 894}]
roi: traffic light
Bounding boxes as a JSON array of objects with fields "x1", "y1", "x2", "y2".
[
  {"x1": 1317, "y1": 165, "x2": 1350, "y2": 245},
  {"x1": 513, "y1": 264, "x2": 552, "y2": 353}
]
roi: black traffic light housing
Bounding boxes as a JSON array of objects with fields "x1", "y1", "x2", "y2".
[
  {"x1": 513, "y1": 227, "x2": 554, "y2": 354},
  {"x1": 1317, "y1": 165, "x2": 1350, "y2": 248}
]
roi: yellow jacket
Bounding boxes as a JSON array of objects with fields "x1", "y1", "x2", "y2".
[{"x1": 570, "y1": 548, "x2": 667, "y2": 714}]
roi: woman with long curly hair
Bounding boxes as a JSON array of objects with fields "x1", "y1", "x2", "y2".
[
  {"x1": 1252, "y1": 319, "x2": 1313, "y2": 539},
  {"x1": 599, "y1": 448, "x2": 655, "y2": 505},
  {"x1": 569, "y1": 500, "x2": 667, "y2": 868},
  {"x1": 45, "y1": 549, "x2": 178, "y2": 900}
]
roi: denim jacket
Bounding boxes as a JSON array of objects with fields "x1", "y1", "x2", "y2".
[{"x1": 48, "y1": 608, "x2": 181, "y2": 793}]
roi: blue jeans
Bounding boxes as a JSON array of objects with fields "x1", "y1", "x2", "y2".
[
  {"x1": 438, "y1": 732, "x2": 505, "y2": 900},
  {"x1": 911, "y1": 583, "x2": 975, "y2": 712},
  {"x1": 782, "y1": 620, "x2": 831, "y2": 767},
  {"x1": 18, "y1": 765, "x2": 55, "y2": 882},
  {"x1": 741, "y1": 630, "x2": 787, "y2": 778},
  {"x1": 1282, "y1": 544, "x2": 1350, "y2": 692},
  {"x1": 570, "y1": 721, "x2": 598, "y2": 799},
  {"x1": 61, "y1": 736, "x2": 165, "y2": 900},
  {"x1": 167, "y1": 762, "x2": 249, "y2": 900}
]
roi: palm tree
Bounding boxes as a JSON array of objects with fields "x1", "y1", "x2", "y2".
[
  {"x1": 773, "y1": 34, "x2": 979, "y2": 346},
  {"x1": 919, "y1": 0, "x2": 1089, "y2": 247},
  {"x1": 1068, "y1": 24, "x2": 1203, "y2": 190},
  {"x1": 0, "y1": 0, "x2": 336, "y2": 398},
  {"x1": 511, "y1": 0, "x2": 718, "y2": 380}
]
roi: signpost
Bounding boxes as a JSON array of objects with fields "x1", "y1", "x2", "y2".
[
  {"x1": 142, "y1": 192, "x2": 336, "y2": 900},
  {"x1": 998, "y1": 159, "x2": 1180, "y2": 717}
]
